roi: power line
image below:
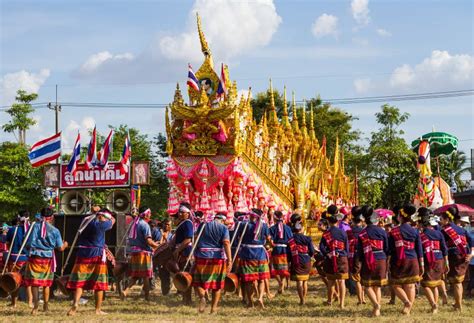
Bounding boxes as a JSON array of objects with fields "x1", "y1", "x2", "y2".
[{"x1": 1, "y1": 89, "x2": 472, "y2": 110}]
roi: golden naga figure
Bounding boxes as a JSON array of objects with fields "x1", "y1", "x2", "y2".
[{"x1": 165, "y1": 14, "x2": 357, "y2": 234}]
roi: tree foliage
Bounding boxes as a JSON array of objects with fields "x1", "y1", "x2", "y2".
[
  {"x1": 438, "y1": 150, "x2": 470, "y2": 192},
  {"x1": 358, "y1": 104, "x2": 418, "y2": 208},
  {"x1": 2, "y1": 90, "x2": 38, "y2": 145},
  {"x1": 0, "y1": 142, "x2": 46, "y2": 221}
]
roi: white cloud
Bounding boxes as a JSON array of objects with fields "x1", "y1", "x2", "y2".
[
  {"x1": 0, "y1": 69, "x2": 50, "y2": 105},
  {"x1": 351, "y1": 0, "x2": 370, "y2": 26},
  {"x1": 78, "y1": 51, "x2": 134, "y2": 75},
  {"x1": 160, "y1": 0, "x2": 281, "y2": 61},
  {"x1": 389, "y1": 50, "x2": 473, "y2": 90},
  {"x1": 352, "y1": 37, "x2": 369, "y2": 46},
  {"x1": 63, "y1": 117, "x2": 96, "y2": 152},
  {"x1": 311, "y1": 14, "x2": 339, "y2": 38},
  {"x1": 376, "y1": 28, "x2": 391, "y2": 37},
  {"x1": 354, "y1": 78, "x2": 372, "y2": 93},
  {"x1": 74, "y1": 0, "x2": 281, "y2": 82}
]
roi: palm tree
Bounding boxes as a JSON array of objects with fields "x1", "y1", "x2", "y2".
[{"x1": 437, "y1": 151, "x2": 470, "y2": 192}]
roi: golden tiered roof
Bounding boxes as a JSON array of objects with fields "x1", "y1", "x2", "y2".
[{"x1": 165, "y1": 14, "x2": 356, "y2": 222}]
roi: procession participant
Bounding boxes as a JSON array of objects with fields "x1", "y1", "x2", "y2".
[
  {"x1": 24, "y1": 208, "x2": 68, "y2": 315},
  {"x1": 466, "y1": 217, "x2": 474, "y2": 299},
  {"x1": 150, "y1": 220, "x2": 162, "y2": 244},
  {"x1": 417, "y1": 207, "x2": 448, "y2": 314},
  {"x1": 357, "y1": 207, "x2": 389, "y2": 317},
  {"x1": 319, "y1": 205, "x2": 349, "y2": 308},
  {"x1": 440, "y1": 206, "x2": 473, "y2": 311},
  {"x1": 268, "y1": 210, "x2": 292, "y2": 294},
  {"x1": 288, "y1": 213, "x2": 315, "y2": 305},
  {"x1": 192, "y1": 213, "x2": 232, "y2": 314},
  {"x1": 66, "y1": 208, "x2": 115, "y2": 316},
  {"x1": 387, "y1": 205, "x2": 401, "y2": 305},
  {"x1": 156, "y1": 219, "x2": 172, "y2": 296},
  {"x1": 238, "y1": 208, "x2": 270, "y2": 309},
  {"x1": 121, "y1": 206, "x2": 159, "y2": 301},
  {"x1": 347, "y1": 206, "x2": 366, "y2": 305},
  {"x1": 0, "y1": 223, "x2": 9, "y2": 267},
  {"x1": 173, "y1": 202, "x2": 195, "y2": 305},
  {"x1": 388, "y1": 204, "x2": 423, "y2": 315},
  {"x1": 3, "y1": 210, "x2": 32, "y2": 308}
]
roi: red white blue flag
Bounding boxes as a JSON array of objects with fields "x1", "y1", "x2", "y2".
[
  {"x1": 86, "y1": 126, "x2": 97, "y2": 169},
  {"x1": 28, "y1": 132, "x2": 62, "y2": 167},
  {"x1": 98, "y1": 129, "x2": 113, "y2": 170},
  {"x1": 119, "y1": 132, "x2": 131, "y2": 175},
  {"x1": 216, "y1": 63, "x2": 227, "y2": 99},
  {"x1": 187, "y1": 64, "x2": 200, "y2": 91},
  {"x1": 67, "y1": 131, "x2": 81, "y2": 176}
]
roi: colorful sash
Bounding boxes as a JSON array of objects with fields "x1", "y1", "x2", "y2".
[
  {"x1": 323, "y1": 231, "x2": 345, "y2": 273},
  {"x1": 443, "y1": 225, "x2": 467, "y2": 256},
  {"x1": 347, "y1": 230, "x2": 357, "y2": 269},
  {"x1": 289, "y1": 237, "x2": 299, "y2": 266},
  {"x1": 420, "y1": 232, "x2": 436, "y2": 269},
  {"x1": 390, "y1": 226, "x2": 414, "y2": 266}
]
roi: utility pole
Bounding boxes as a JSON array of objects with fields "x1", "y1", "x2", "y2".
[{"x1": 48, "y1": 84, "x2": 61, "y2": 163}]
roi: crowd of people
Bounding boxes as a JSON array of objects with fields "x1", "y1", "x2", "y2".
[{"x1": 0, "y1": 202, "x2": 473, "y2": 317}]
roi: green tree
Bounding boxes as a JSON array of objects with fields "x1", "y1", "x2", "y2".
[
  {"x1": 2, "y1": 90, "x2": 38, "y2": 145},
  {"x1": 359, "y1": 104, "x2": 418, "y2": 208},
  {"x1": 250, "y1": 89, "x2": 285, "y2": 123},
  {"x1": 438, "y1": 150, "x2": 470, "y2": 192},
  {"x1": 0, "y1": 142, "x2": 46, "y2": 220}
]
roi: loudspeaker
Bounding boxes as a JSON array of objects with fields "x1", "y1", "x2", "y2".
[
  {"x1": 106, "y1": 190, "x2": 130, "y2": 213},
  {"x1": 60, "y1": 190, "x2": 88, "y2": 214}
]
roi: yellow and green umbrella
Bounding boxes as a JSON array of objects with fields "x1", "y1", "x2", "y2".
[{"x1": 411, "y1": 132, "x2": 458, "y2": 157}]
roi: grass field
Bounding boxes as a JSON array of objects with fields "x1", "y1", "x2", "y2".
[{"x1": 1, "y1": 279, "x2": 473, "y2": 322}]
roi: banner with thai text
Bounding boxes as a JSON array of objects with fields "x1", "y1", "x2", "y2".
[{"x1": 60, "y1": 162, "x2": 130, "y2": 188}]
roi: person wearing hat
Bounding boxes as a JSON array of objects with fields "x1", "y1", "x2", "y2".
[
  {"x1": 23, "y1": 207, "x2": 68, "y2": 315},
  {"x1": 347, "y1": 206, "x2": 366, "y2": 306},
  {"x1": 417, "y1": 207, "x2": 448, "y2": 314},
  {"x1": 269, "y1": 210, "x2": 293, "y2": 294},
  {"x1": 121, "y1": 206, "x2": 159, "y2": 301},
  {"x1": 319, "y1": 205, "x2": 349, "y2": 308},
  {"x1": 440, "y1": 206, "x2": 474, "y2": 311},
  {"x1": 3, "y1": 210, "x2": 32, "y2": 308},
  {"x1": 238, "y1": 208, "x2": 271, "y2": 309},
  {"x1": 192, "y1": 212, "x2": 232, "y2": 314},
  {"x1": 173, "y1": 202, "x2": 195, "y2": 305},
  {"x1": 66, "y1": 208, "x2": 115, "y2": 316},
  {"x1": 357, "y1": 206, "x2": 389, "y2": 317},
  {"x1": 388, "y1": 203, "x2": 423, "y2": 315},
  {"x1": 288, "y1": 213, "x2": 315, "y2": 305}
]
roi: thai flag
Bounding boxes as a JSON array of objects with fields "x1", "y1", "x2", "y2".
[
  {"x1": 67, "y1": 131, "x2": 81, "y2": 176},
  {"x1": 119, "y1": 133, "x2": 131, "y2": 174},
  {"x1": 86, "y1": 126, "x2": 97, "y2": 169},
  {"x1": 28, "y1": 133, "x2": 62, "y2": 168},
  {"x1": 216, "y1": 63, "x2": 227, "y2": 99},
  {"x1": 187, "y1": 64, "x2": 200, "y2": 91},
  {"x1": 98, "y1": 129, "x2": 113, "y2": 170}
]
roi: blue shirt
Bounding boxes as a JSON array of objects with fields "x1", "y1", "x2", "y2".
[
  {"x1": 128, "y1": 219, "x2": 152, "y2": 253},
  {"x1": 27, "y1": 222, "x2": 63, "y2": 258},
  {"x1": 442, "y1": 222, "x2": 474, "y2": 256},
  {"x1": 194, "y1": 220, "x2": 230, "y2": 259},
  {"x1": 357, "y1": 225, "x2": 389, "y2": 261},
  {"x1": 77, "y1": 218, "x2": 113, "y2": 258},
  {"x1": 269, "y1": 221, "x2": 293, "y2": 256},
  {"x1": 151, "y1": 227, "x2": 162, "y2": 242},
  {"x1": 319, "y1": 226, "x2": 349, "y2": 257},
  {"x1": 421, "y1": 227, "x2": 448, "y2": 260},
  {"x1": 292, "y1": 233, "x2": 315, "y2": 265},
  {"x1": 388, "y1": 223, "x2": 423, "y2": 260},
  {"x1": 238, "y1": 221, "x2": 269, "y2": 261},
  {"x1": 3, "y1": 225, "x2": 28, "y2": 262},
  {"x1": 175, "y1": 219, "x2": 193, "y2": 257}
]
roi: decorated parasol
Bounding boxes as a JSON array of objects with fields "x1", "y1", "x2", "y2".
[
  {"x1": 433, "y1": 203, "x2": 474, "y2": 216},
  {"x1": 411, "y1": 132, "x2": 458, "y2": 157},
  {"x1": 375, "y1": 209, "x2": 394, "y2": 219}
]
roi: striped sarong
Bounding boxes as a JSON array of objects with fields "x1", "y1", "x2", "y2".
[
  {"x1": 239, "y1": 259, "x2": 270, "y2": 282},
  {"x1": 271, "y1": 254, "x2": 290, "y2": 277},
  {"x1": 23, "y1": 256, "x2": 54, "y2": 287},
  {"x1": 128, "y1": 251, "x2": 153, "y2": 278},
  {"x1": 66, "y1": 256, "x2": 108, "y2": 291},
  {"x1": 192, "y1": 257, "x2": 227, "y2": 290}
]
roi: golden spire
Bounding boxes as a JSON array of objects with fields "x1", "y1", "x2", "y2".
[
  {"x1": 291, "y1": 91, "x2": 300, "y2": 133},
  {"x1": 309, "y1": 103, "x2": 316, "y2": 141},
  {"x1": 300, "y1": 100, "x2": 308, "y2": 139},
  {"x1": 196, "y1": 13, "x2": 211, "y2": 58},
  {"x1": 174, "y1": 82, "x2": 184, "y2": 105},
  {"x1": 333, "y1": 136, "x2": 340, "y2": 175},
  {"x1": 281, "y1": 86, "x2": 290, "y2": 129},
  {"x1": 268, "y1": 79, "x2": 278, "y2": 125}
]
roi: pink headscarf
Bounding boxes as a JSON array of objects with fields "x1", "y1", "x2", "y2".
[
  {"x1": 129, "y1": 208, "x2": 150, "y2": 239},
  {"x1": 248, "y1": 211, "x2": 263, "y2": 240}
]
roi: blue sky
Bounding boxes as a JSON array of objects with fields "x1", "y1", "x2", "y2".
[{"x1": 1, "y1": 0, "x2": 473, "y2": 167}]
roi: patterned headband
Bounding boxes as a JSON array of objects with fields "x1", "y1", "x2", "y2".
[
  {"x1": 139, "y1": 208, "x2": 151, "y2": 218},
  {"x1": 445, "y1": 210, "x2": 454, "y2": 221},
  {"x1": 400, "y1": 209, "x2": 409, "y2": 218}
]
